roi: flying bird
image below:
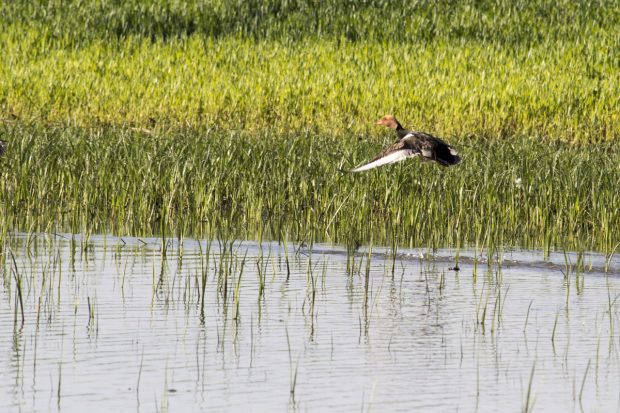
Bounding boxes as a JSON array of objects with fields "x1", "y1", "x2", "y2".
[{"x1": 350, "y1": 115, "x2": 460, "y2": 172}]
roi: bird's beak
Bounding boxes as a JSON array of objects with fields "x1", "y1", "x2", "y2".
[{"x1": 376, "y1": 120, "x2": 383, "y2": 125}]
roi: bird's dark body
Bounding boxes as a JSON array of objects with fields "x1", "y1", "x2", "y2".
[
  {"x1": 404, "y1": 131, "x2": 460, "y2": 166},
  {"x1": 350, "y1": 115, "x2": 460, "y2": 172},
  {"x1": 373, "y1": 129, "x2": 459, "y2": 166}
]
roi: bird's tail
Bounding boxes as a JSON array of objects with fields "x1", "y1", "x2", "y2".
[{"x1": 437, "y1": 147, "x2": 460, "y2": 166}]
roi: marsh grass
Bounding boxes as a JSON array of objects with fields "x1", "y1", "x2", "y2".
[
  {"x1": 4, "y1": 0, "x2": 616, "y2": 45},
  {"x1": 523, "y1": 363, "x2": 536, "y2": 413},
  {"x1": 0, "y1": 0, "x2": 619, "y2": 252},
  {"x1": 1, "y1": 1, "x2": 619, "y2": 143},
  {"x1": 9, "y1": 249, "x2": 25, "y2": 328},
  {"x1": 1, "y1": 34, "x2": 618, "y2": 143},
  {"x1": 0, "y1": 124, "x2": 619, "y2": 253}
]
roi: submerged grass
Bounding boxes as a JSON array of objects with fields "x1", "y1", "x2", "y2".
[{"x1": 0, "y1": 124, "x2": 619, "y2": 253}]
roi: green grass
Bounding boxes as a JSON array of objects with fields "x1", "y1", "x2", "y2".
[
  {"x1": 1, "y1": 1, "x2": 619, "y2": 142},
  {"x1": 1, "y1": 124, "x2": 619, "y2": 253},
  {"x1": 0, "y1": 0, "x2": 619, "y2": 252},
  {"x1": 2, "y1": 0, "x2": 617, "y2": 45}
]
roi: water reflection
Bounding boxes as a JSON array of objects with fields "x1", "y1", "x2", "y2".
[{"x1": 1, "y1": 233, "x2": 619, "y2": 412}]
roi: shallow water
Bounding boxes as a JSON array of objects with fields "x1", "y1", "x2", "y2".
[{"x1": 1, "y1": 234, "x2": 620, "y2": 412}]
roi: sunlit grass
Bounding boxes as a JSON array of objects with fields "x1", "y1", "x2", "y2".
[
  {"x1": 1, "y1": 34, "x2": 618, "y2": 142},
  {"x1": 1, "y1": 0, "x2": 619, "y2": 142}
]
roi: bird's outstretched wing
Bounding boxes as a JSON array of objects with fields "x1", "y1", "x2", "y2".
[{"x1": 350, "y1": 146, "x2": 418, "y2": 172}]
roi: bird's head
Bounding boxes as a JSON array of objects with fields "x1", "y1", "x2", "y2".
[{"x1": 376, "y1": 115, "x2": 400, "y2": 130}]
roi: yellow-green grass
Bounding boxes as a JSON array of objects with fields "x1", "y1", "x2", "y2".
[{"x1": 1, "y1": 0, "x2": 619, "y2": 142}]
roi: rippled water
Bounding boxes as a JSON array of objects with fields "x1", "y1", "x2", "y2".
[{"x1": 1, "y1": 234, "x2": 620, "y2": 412}]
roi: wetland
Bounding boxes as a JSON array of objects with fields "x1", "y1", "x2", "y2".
[
  {"x1": 2, "y1": 234, "x2": 620, "y2": 412},
  {"x1": 1, "y1": 0, "x2": 620, "y2": 411}
]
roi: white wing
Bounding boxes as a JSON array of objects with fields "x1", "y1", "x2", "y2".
[{"x1": 350, "y1": 149, "x2": 418, "y2": 173}]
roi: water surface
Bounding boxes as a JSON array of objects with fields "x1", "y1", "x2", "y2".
[{"x1": 1, "y1": 234, "x2": 620, "y2": 412}]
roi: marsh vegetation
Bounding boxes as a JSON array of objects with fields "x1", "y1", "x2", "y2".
[
  {"x1": 1, "y1": 125, "x2": 619, "y2": 255},
  {"x1": 1, "y1": 1, "x2": 619, "y2": 411},
  {"x1": 1, "y1": 1, "x2": 619, "y2": 254}
]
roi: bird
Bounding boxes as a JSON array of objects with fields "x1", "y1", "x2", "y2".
[
  {"x1": 350, "y1": 115, "x2": 460, "y2": 172},
  {"x1": 0, "y1": 140, "x2": 6, "y2": 157}
]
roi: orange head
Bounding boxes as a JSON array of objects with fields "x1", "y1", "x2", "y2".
[{"x1": 376, "y1": 114, "x2": 401, "y2": 130}]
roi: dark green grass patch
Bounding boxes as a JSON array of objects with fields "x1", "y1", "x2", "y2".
[{"x1": 1, "y1": 124, "x2": 619, "y2": 253}]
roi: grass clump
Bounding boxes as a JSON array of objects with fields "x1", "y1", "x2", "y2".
[{"x1": 1, "y1": 124, "x2": 619, "y2": 253}]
